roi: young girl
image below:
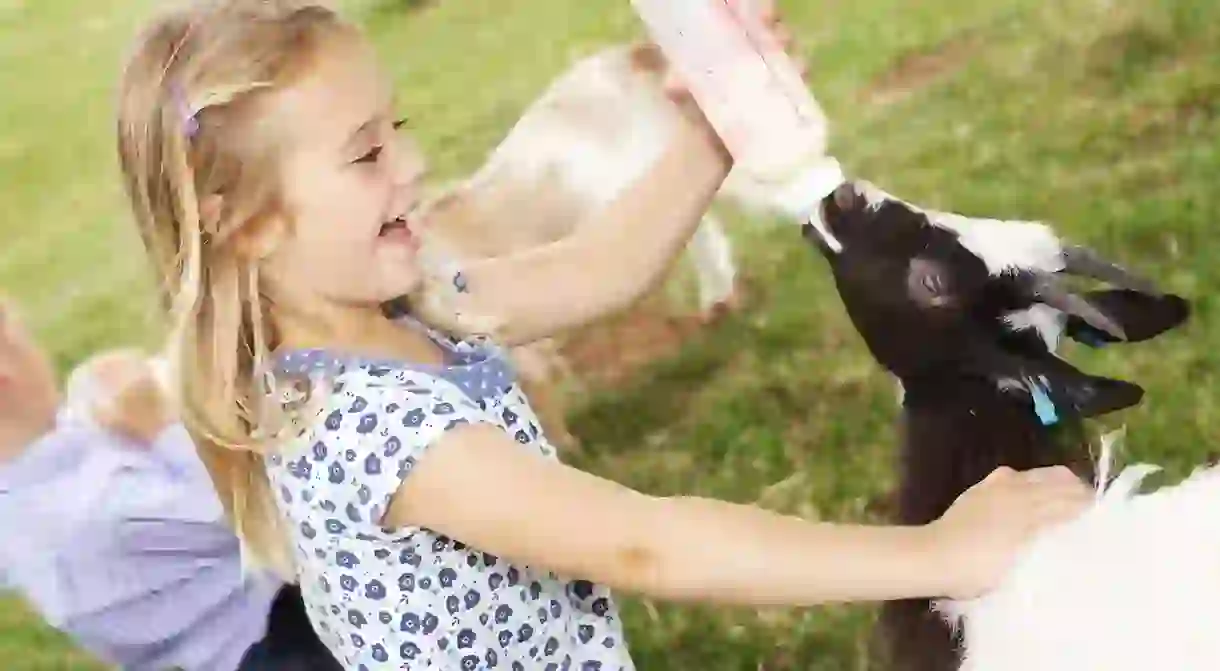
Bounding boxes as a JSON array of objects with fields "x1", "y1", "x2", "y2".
[{"x1": 115, "y1": 1, "x2": 1092, "y2": 669}]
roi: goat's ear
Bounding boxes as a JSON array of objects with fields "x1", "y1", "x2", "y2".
[
  {"x1": 1064, "y1": 290, "x2": 1190, "y2": 347},
  {"x1": 1038, "y1": 367, "x2": 1146, "y2": 419},
  {"x1": 1004, "y1": 364, "x2": 1146, "y2": 420},
  {"x1": 962, "y1": 339, "x2": 1147, "y2": 421}
]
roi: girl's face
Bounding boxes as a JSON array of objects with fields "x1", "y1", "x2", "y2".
[{"x1": 256, "y1": 34, "x2": 429, "y2": 313}]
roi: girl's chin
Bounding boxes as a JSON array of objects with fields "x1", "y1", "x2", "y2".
[
  {"x1": 377, "y1": 272, "x2": 424, "y2": 305},
  {"x1": 373, "y1": 244, "x2": 422, "y2": 278}
]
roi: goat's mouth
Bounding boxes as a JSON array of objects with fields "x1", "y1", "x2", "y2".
[
  {"x1": 804, "y1": 212, "x2": 843, "y2": 254},
  {"x1": 803, "y1": 179, "x2": 871, "y2": 255},
  {"x1": 802, "y1": 194, "x2": 846, "y2": 255}
]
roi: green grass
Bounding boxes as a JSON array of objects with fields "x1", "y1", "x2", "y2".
[{"x1": 1, "y1": 0, "x2": 1218, "y2": 668}]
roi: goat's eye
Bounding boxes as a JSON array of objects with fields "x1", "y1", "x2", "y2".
[
  {"x1": 908, "y1": 258, "x2": 953, "y2": 307},
  {"x1": 921, "y1": 273, "x2": 944, "y2": 295}
]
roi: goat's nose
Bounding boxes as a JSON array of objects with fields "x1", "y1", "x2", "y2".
[{"x1": 832, "y1": 180, "x2": 865, "y2": 212}]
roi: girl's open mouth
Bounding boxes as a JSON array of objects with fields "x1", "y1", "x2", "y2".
[{"x1": 378, "y1": 216, "x2": 416, "y2": 246}]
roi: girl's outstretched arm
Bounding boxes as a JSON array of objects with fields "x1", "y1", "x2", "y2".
[
  {"x1": 450, "y1": 114, "x2": 731, "y2": 346},
  {"x1": 385, "y1": 421, "x2": 1092, "y2": 606}
]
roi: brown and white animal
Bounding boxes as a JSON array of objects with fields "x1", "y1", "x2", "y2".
[
  {"x1": 420, "y1": 41, "x2": 830, "y2": 449},
  {"x1": 802, "y1": 181, "x2": 1191, "y2": 671}
]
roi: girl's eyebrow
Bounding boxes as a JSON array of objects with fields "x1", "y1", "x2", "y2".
[{"x1": 341, "y1": 89, "x2": 395, "y2": 151}]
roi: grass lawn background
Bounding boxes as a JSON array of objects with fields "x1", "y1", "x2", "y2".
[{"x1": 0, "y1": 0, "x2": 1216, "y2": 667}]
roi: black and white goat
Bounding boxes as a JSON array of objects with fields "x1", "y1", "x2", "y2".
[{"x1": 802, "y1": 181, "x2": 1196, "y2": 671}]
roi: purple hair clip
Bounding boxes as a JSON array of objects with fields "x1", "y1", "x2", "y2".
[{"x1": 169, "y1": 82, "x2": 200, "y2": 139}]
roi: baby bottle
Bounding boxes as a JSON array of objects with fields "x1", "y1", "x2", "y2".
[{"x1": 631, "y1": 0, "x2": 845, "y2": 250}]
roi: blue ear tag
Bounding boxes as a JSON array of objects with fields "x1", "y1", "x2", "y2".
[{"x1": 1028, "y1": 376, "x2": 1059, "y2": 426}]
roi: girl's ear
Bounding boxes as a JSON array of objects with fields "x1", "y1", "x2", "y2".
[
  {"x1": 231, "y1": 211, "x2": 289, "y2": 261},
  {"x1": 199, "y1": 194, "x2": 224, "y2": 233}
]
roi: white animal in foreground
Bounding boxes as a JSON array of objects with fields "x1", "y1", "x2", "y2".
[{"x1": 937, "y1": 440, "x2": 1220, "y2": 671}]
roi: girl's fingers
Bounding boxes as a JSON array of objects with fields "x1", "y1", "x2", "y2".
[
  {"x1": 661, "y1": 70, "x2": 694, "y2": 105},
  {"x1": 771, "y1": 22, "x2": 793, "y2": 47},
  {"x1": 753, "y1": 0, "x2": 778, "y2": 25},
  {"x1": 0, "y1": 300, "x2": 17, "y2": 343},
  {"x1": 982, "y1": 465, "x2": 1018, "y2": 483},
  {"x1": 1020, "y1": 465, "x2": 1082, "y2": 488},
  {"x1": 1026, "y1": 477, "x2": 1093, "y2": 514}
]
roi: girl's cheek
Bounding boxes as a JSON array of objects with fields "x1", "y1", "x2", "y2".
[{"x1": 346, "y1": 167, "x2": 389, "y2": 205}]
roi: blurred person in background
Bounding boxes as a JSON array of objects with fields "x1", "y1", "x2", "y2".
[{"x1": 0, "y1": 300, "x2": 341, "y2": 670}]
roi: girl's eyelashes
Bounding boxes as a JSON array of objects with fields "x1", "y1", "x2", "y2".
[{"x1": 352, "y1": 118, "x2": 406, "y2": 164}]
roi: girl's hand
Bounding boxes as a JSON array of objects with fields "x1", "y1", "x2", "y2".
[
  {"x1": 659, "y1": 0, "x2": 808, "y2": 106},
  {"x1": 655, "y1": 0, "x2": 805, "y2": 158},
  {"x1": 0, "y1": 301, "x2": 59, "y2": 451},
  {"x1": 928, "y1": 465, "x2": 1094, "y2": 600},
  {"x1": 83, "y1": 350, "x2": 175, "y2": 445}
]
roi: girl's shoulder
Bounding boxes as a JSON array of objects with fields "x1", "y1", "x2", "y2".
[
  {"x1": 266, "y1": 362, "x2": 492, "y2": 533},
  {"x1": 312, "y1": 362, "x2": 488, "y2": 430},
  {"x1": 267, "y1": 353, "x2": 496, "y2": 470}
]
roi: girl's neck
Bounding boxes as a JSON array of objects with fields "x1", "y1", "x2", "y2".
[{"x1": 273, "y1": 299, "x2": 447, "y2": 367}]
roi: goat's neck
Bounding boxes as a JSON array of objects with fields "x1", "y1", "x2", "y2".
[
  {"x1": 894, "y1": 377, "x2": 1093, "y2": 527},
  {"x1": 877, "y1": 378, "x2": 1095, "y2": 671}
]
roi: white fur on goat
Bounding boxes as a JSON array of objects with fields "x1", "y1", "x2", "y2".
[
  {"x1": 856, "y1": 181, "x2": 1065, "y2": 277},
  {"x1": 1001, "y1": 303, "x2": 1066, "y2": 352},
  {"x1": 935, "y1": 431, "x2": 1220, "y2": 671}
]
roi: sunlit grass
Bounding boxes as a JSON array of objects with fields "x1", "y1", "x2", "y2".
[{"x1": 1, "y1": 0, "x2": 1216, "y2": 667}]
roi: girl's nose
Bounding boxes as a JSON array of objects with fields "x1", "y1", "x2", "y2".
[{"x1": 393, "y1": 132, "x2": 429, "y2": 188}]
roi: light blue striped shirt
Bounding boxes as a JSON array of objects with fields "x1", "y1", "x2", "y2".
[{"x1": 0, "y1": 419, "x2": 281, "y2": 671}]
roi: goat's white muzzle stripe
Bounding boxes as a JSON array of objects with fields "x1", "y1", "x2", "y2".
[
  {"x1": 771, "y1": 157, "x2": 845, "y2": 252},
  {"x1": 806, "y1": 210, "x2": 843, "y2": 253}
]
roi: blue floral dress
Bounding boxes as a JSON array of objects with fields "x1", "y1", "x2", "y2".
[{"x1": 264, "y1": 318, "x2": 636, "y2": 670}]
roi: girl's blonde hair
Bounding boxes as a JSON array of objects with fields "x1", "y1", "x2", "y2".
[
  {"x1": 117, "y1": 0, "x2": 526, "y2": 581},
  {"x1": 116, "y1": 0, "x2": 363, "y2": 579}
]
